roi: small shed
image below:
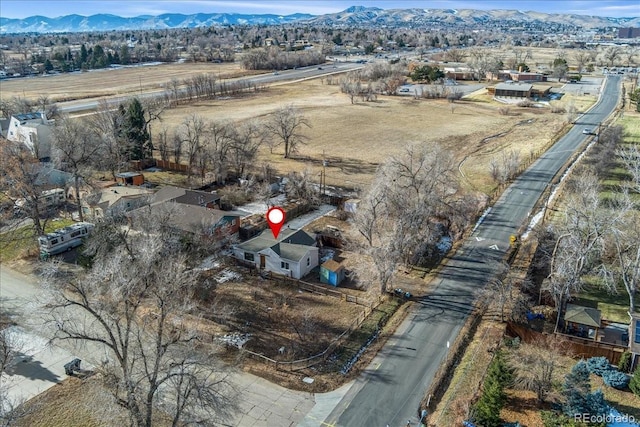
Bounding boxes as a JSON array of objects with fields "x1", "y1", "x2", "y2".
[
  {"x1": 320, "y1": 259, "x2": 346, "y2": 287},
  {"x1": 564, "y1": 304, "x2": 601, "y2": 340},
  {"x1": 116, "y1": 172, "x2": 145, "y2": 186}
]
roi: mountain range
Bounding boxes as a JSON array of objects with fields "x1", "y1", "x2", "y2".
[{"x1": 1, "y1": 5, "x2": 639, "y2": 34}]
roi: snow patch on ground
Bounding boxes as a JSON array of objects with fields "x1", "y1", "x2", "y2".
[
  {"x1": 214, "y1": 269, "x2": 243, "y2": 284},
  {"x1": 522, "y1": 137, "x2": 598, "y2": 240},
  {"x1": 217, "y1": 333, "x2": 251, "y2": 348},
  {"x1": 237, "y1": 194, "x2": 286, "y2": 217},
  {"x1": 196, "y1": 255, "x2": 221, "y2": 271},
  {"x1": 285, "y1": 204, "x2": 336, "y2": 229}
]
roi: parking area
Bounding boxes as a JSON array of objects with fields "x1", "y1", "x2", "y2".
[
  {"x1": 561, "y1": 76, "x2": 603, "y2": 96},
  {"x1": 397, "y1": 82, "x2": 486, "y2": 97}
]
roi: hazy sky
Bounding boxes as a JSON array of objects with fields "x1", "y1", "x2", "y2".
[{"x1": 0, "y1": 0, "x2": 638, "y2": 19}]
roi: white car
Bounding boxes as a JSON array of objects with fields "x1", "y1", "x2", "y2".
[{"x1": 582, "y1": 128, "x2": 592, "y2": 135}]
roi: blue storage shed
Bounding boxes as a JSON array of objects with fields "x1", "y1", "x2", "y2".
[{"x1": 320, "y1": 259, "x2": 345, "y2": 287}]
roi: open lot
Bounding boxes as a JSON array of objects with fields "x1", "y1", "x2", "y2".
[
  {"x1": 0, "y1": 61, "x2": 258, "y2": 103},
  {"x1": 157, "y1": 78, "x2": 586, "y2": 193},
  {"x1": 2, "y1": 48, "x2": 600, "y2": 194}
]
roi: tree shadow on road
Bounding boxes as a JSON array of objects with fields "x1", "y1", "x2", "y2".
[{"x1": 4, "y1": 351, "x2": 61, "y2": 383}]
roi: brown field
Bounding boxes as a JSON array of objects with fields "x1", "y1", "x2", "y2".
[
  {"x1": 158, "y1": 78, "x2": 592, "y2": 192},
  {"x1": 0, "y1": 61, "x2": 257, "y2": 103},
  {"x1": 1, "y1": 46, "x2": 600, "y2": 193}
]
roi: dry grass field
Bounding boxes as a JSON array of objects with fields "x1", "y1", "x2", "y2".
[
  {"x1": 158, "y1": 78, "x2": 591, "y2": 193},
  {"x1": 1, "y1": 46, "x2": 602, "y2": 194},
  {"x1": 0, "y1": 61, "x2": 256, "y2": 102}
]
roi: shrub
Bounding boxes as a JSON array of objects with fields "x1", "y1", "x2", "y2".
[
  {"x1": 517, "y1": 99, "x2": 534, "y2": 107},
  {"x1": 541, "y1": 411, "x2": 582, "y2": 427},
  {"x1": 630, "y1": 368, "x2": 640, "y2": 396},
  {"x1": 602, "y1": 369, "x2": 630, "y2": 389},
  {"x1": 498, "y1": 106, "x2": 510, "y2": 116},
  {"x1": 618, "y1": 352, "x2": 631, "y2": 373},
  {"x1": 551, "y1": 105, "x2": 566, "y2": 114},
  {"x1": 586, "y1": 357, "x2": 613, "y2": 376}
]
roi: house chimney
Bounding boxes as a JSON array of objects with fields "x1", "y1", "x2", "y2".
[{"x1": 518, "y1": 65, "x2": 523, "y2": 73}]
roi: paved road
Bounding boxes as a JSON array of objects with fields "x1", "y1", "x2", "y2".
[
  {"x1": 0, "y1": 266, "x2": 79, "y2": 409},
  {"x1": 313, "y1": 75, "x2": 622, "y2": 427},
  {"x1": 58, "y1": 62, "x2": 363, "y2": 114}
]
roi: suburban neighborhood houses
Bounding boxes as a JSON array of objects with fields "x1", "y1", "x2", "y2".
[{"x1": 1, "y1": 2, "x2": 640, "y2": 427}]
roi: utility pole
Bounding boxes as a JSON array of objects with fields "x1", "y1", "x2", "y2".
[{"x1": 322, "y1": 150, "x2": 327, "y2": 196}]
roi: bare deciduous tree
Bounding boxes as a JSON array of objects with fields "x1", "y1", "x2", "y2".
[
  {"x1": 89, "y1": 99, "x2": 127, "y2": 180},
  {"x1": 228, "y1": 121, "x2": 265, "y2": 178},
  {"x1": 600, "y1": 196, "x2": 640, "y2": 315},
  {"x1": 572, "y1": 50, "x2": 591, "y2": 73},
  {"x1": 284, "y1": 169, "x2": 320, "y2": 207},
  {"x1": 618, "y1": 144, "x2": 640, "y2": 193},
  {"x1": 489, "y1": 149, "x2": 521, "y2": 185},
  {"x1": 508, "y1": 336, "x2": 569, "y2": 403},
  {"x1": 52, "y1": 116, "x2": 100, "y2": 222},
  {"x1": 602, "y1": 46, "x2": 622, "y2": 68},
  {"x1": 177, "y1": 114, "x2": 206, "y2": 184},
  {"x1": 0, "y1": 141, "x2": 49, "y2": 236},
  {"x1": 351, "y1": 143, "x2": 464, "y2": 293},
  {"x1": 544, "y1": 171, "x2": 612, "y2": 333},
  {"x1": 264, "y1": 105, "x2": 311, "y2": 158},
  {"x1": 43, "y1": 227, "x2": 235, "y2": 427}
]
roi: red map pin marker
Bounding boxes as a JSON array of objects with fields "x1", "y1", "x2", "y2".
[{"x1": 266, "y1": 207, "x2": 286, "y2": 239}]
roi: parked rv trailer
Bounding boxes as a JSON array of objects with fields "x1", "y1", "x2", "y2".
[
  {"x1": 15, "y1": 188, "x2": 66, "y2": 211},
  {"x1": 38, "y1": 222, "x2": 94, "y2": 256}
]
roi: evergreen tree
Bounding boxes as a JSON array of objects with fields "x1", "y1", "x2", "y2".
[
  {"x1": 631, "y1": 367, "x2": 640, "y2": 397},
  {"x1": 122, "y1": 98, "x2": 150, "y2": 161},
  {"x1": 587, "y1": 389, "x2": 609, "y2": 416},
  {"x1": 43, "y1": 58, "x2": 53, "y2": 73},
  {"x1": 563, "y1": 360, "x2": 609, "y2": 419},
  {"x1": 80, "y1": 43, "x2": 88, "y2": 63},
  {"x1": 563, "y1": 360, "x2": 591, "y2": 416},
  {"x1": 473, "y1": 351, "x2": 511, "y2": 427}
]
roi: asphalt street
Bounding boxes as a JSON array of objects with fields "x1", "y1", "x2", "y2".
[
  {"x1": 0, "y1": 266, "x2": 79, "y2": 410},
  {"x1": 316, "y1": 75, "x2": 622, "y2": 427}
]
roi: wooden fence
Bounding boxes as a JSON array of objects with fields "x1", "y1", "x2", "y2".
[
  {"x1": 506, "y1": 322, "x2": 626, "y2": 364},
  {"x1": 155, "y1": 159, "x2": 189, "y2": 173},
  {"x1": 246, "y1": 267, "x2": 376, "y2": 308},
  {"x1": 235, "y1": 294, "x2": 378, "y2": 372}
]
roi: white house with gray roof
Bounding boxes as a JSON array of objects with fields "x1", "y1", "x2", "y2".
[{"x1": 233, "y1": 228, "x2": 319, "y2": 279}]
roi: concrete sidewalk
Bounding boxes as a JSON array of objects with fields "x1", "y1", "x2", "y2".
[
  {"x1": 1, "y1": 326, "x2": 84, "y2": 410},
  {"x1": 228, "y1": 372, "x2": 315, "y2": 427}
]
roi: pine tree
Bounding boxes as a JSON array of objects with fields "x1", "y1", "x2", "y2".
[
  {"x1": 564, "y1": 360, "x2": 609, "y2": 419},
  {"x1": 122, "y1": 98, "x2": 151, "y2": 161},
  {"x1": 631, "y1": 367, "x2": 640, "y2": 397},
  {"x1": 563, "y1": 360, "x2": 591, "y2": 416},
  {"x1": 473, "y1": 351, "x2": 511, "y2": 427}
]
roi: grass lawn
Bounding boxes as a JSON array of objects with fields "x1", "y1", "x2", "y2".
[
  {"x1": 574, "y1": 277, "x2": 637, "y2": 324},
  {"x1": 0, "y1": 218, "x2": 75, "y2": 262},
  {"x1": 619, "y1": 112, "x2": 640, "y2": 140}
]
